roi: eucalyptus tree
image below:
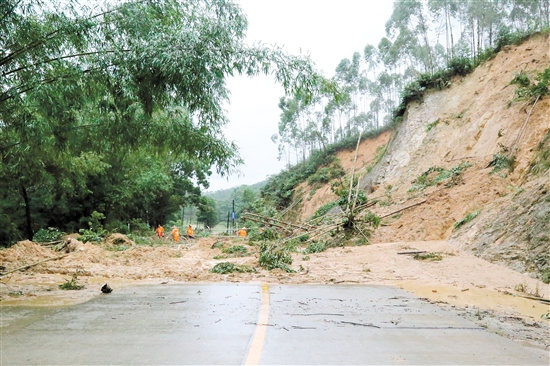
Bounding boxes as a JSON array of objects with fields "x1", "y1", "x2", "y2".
[
  {"x1": 363, "y1": 44, "x2": 380, "y2": 80},
  {"x1": 386, "y1": 0, "x2": 435, "y2": 75},
  {"x1": 0, "y1": 0, "x2": 321, "y2": 244},
  {"x1": 277, "y1": 94, "x2": 303, "y2": 164},
  {"x1": 428, "y1": 0, "x2": 460, "y2": 60},
  {"x1": 508, "y1": 0, "x2": 550, "y2": 30}
]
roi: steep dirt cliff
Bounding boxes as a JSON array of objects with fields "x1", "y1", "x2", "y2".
[{"x1": 291, "y1": 33, "x2": 550, "y2": 279}]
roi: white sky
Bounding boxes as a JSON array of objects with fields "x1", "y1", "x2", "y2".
[{"x1": 207, "y1": 0, "x2": 394, "y2": 192}]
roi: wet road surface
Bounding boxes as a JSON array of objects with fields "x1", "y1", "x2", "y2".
[{"x1": 1, "y1": 284, "x2": 547, "y2": 365}]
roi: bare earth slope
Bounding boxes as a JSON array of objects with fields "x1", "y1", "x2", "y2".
[{"x1": 359, "y1": 33, "x2": 550, "y2": 278}]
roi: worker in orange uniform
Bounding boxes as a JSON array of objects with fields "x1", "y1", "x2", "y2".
[
  {"x1": 237, "y1": 227, "x2": 247, "y2": 237},
  {"x1": 187, "y1": 225, "x2": 194, "y2": 239},
  {"x1": 171, "y1": 226, "x2": 180, "y2": 242},
  {"x1": 155, "y1": 225, "x2": 165, "y2": 238}
]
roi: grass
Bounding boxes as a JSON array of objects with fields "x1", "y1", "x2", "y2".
[
  {"x1": 211, "y1": 241, "x2": 225, "y2": 250},
  {"x1": 454, "y1": 210, "x2": 481, "y2": 230},
  {"x1": 303, "y1": 241, "x2": 327, "y2": 254},
  {"x1": 220, "y1": 245, "x2": 249, "y2": 257},
  {"x1": 59, "y1": 275, "x2": 85, "y2": 290},
  {"x1": 529, "y1": 130, "x2": 550, "y2": 175},
  {"x1": 125, "y1": 234, "x2": 166, "y2": 247},
  {"x1": 426, "y1": 119, "x2": 440, "y2": 132},
  {"x1": 514, "y1": 282, "x2": 541, "y2": 297},
  {"x1": 210, "y1": 262, "x2": 256, "y2": 274},
  {"x1": 365, "y1": 144, "x2": 387, "y2": 173},
  {"x1": 413, "y1": 252, "x2": 443, "y2": 261},
  {"x1": 310, "y1": 201, "x2": 339, "y2": 220},
  {"x1": 489, "y1": 153, "x2": 515, "y2": 174},
  {"x1": 409, "y1": 162, "x2": 472, "y2": 192},
  {"x1": 507, "y1": 185, "x2": 524, "y2": 196}
]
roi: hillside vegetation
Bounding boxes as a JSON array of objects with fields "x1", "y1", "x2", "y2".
[{"x1": 273, "y1": 33, "x2": 550, "y2": 281}]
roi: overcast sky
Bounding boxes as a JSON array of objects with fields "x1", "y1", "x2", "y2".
[{"x1": 207, "y1": 0, "x2": 394, "y2": 192}]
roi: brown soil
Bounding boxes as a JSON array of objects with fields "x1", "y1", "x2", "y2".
[{"x1": 1, "y1": 236, "x2": 548, "y2": 351}]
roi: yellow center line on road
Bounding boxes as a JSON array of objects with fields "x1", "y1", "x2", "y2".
[{"x1": 244, "y1": 284, "x2": 270, "y2": 365}]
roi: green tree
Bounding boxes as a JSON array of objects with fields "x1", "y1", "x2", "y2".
[
  {"x1": 0, "y1": 0, "x2": 321, "y2": 245},
  {"x1": 196, "y1": 197, "x2": 218, "y2": 228}
]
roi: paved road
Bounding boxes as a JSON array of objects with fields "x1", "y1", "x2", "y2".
[{"x1": 1, "y1": 284, "x2": 547, "y2": 365}]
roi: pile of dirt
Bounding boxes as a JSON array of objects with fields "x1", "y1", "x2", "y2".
[
  {"x1": 103, "y1": 233, "x2": 136, "y2": 248},
  {"x1": 0, "y1": 241, "x2": 58, "y2": 269}
]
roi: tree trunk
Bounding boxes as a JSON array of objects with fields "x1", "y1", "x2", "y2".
[
  {"x1": 448, "y1": 6, "x2": 454, "y2": 59},
  {"x1": 21, "y1": 184, "x2": 33, "y2": 240}
]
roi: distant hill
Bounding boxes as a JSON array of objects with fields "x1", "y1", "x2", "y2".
[
  {"x1": 205, "y1": 180, "x2": 267, "y2": 201},
  {"x1": 205, "y1": 180, "x2": 267, "y2": 222}
]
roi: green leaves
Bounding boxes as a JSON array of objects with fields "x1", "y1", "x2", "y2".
[{"x1": 0, "y1": 0, "x2": 320, "y2": 245}]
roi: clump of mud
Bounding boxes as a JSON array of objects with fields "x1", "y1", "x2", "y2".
[
  {"x1": 103, "y1": 233, "x2": 136, "y2": 248},
  {"x1": 0, "y1": 241, "x2": 58, "y2": 269}
]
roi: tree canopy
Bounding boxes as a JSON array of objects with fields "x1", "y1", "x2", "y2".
[{"x1": 0, "y1": 0, "x2": 320, "y2": 244}]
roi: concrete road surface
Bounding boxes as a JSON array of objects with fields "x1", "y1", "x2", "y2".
[{"x1": 1, "y1": 284, "x2": 547, "y2": 365}]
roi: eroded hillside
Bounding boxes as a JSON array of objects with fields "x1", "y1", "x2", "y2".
[{"x1": 289, "y1": 33, "x2": 550, "y2": 279}]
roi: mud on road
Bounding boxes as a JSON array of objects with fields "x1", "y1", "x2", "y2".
[{"x1": 1, "y1": 236, "x2": 549, "y2": 351}]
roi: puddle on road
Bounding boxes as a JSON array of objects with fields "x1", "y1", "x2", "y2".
[
  {"x1": 0, "y1": 274, "x2": 158, "y2": 307},
  {"x1": 397, "y1": 281, "x2": 549, "y2": 320}
]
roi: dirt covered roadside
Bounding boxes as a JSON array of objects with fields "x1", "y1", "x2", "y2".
[{"x1": 1, "y1": 236, "x2": 549, "y2": 350}]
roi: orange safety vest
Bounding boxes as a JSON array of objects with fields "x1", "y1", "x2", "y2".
[{"x1": 171, "y1": 228, "x2": 180, "y2": 241}]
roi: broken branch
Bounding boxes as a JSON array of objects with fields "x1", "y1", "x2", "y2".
[{"x1": 0, "y1": 254, "x2": 68, "y2": 277}]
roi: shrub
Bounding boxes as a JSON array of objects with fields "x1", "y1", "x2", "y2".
[
  {"x1": 211, "y1": 241, "x2": 225, "y2": 250},
  {"x1": 307, "y1": 163, "x2": 345, "y2": 186},
  {"x1": 511, "y1": 67, "x2": 550, "y2": 102},
  {"x1": 260, "y1": 126, "x2": 394, "y2": 209},
  {"x1": 495, "y1": 26, "x2": 530, "y2": 52},
  {"x1": 78, "y1": 229, "x2": 106, "y2": 243},
  {"x1": 128, "y1": 218, "x2": 151, "y2": 236},
  {"x1": 447, "y1": 57, "x2": 473, "y2": 76},
  {"x1": 511, "y1": 70, "x2": 531, "y2": 88},
  {"x1": 59, "y1": 275, "x2": 85, "y2": 290},
  {"x1": 210, "y1": 262, "x2": 256, "y2": 274},
  {"x1": 249, "y1": 228, "x2": 280, "y2": 242},
  {"x1": 409, "y1": 162, "x2": 472, "y2": 192},
  {"x1": 489, "y1": 153, "x2": 515, "y2": 173},
  {"x1": 33, "y1": 227, "x2": 63, "y2": 243},
  {"x1": 365, "y1": 144, "x2": 388, "y2": 173},
  {"x1": 303, "y1": 241, "x2": 326, "y2": 254},
  {"x1": 310, "y1": 201, "x2": 339, "y2": 220},
  {"x1": 453, "y1": 210, "x2": 481, "y2": 230},
  {"x1": 426, "y1": 119, "x2": 440, "y2": 132},
  {"x1": 222, "y1": 245, "x2": 248, "y2": 257},
  {"x1": 258, "y1": 243, "x2": 294, "y2": 272}
]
